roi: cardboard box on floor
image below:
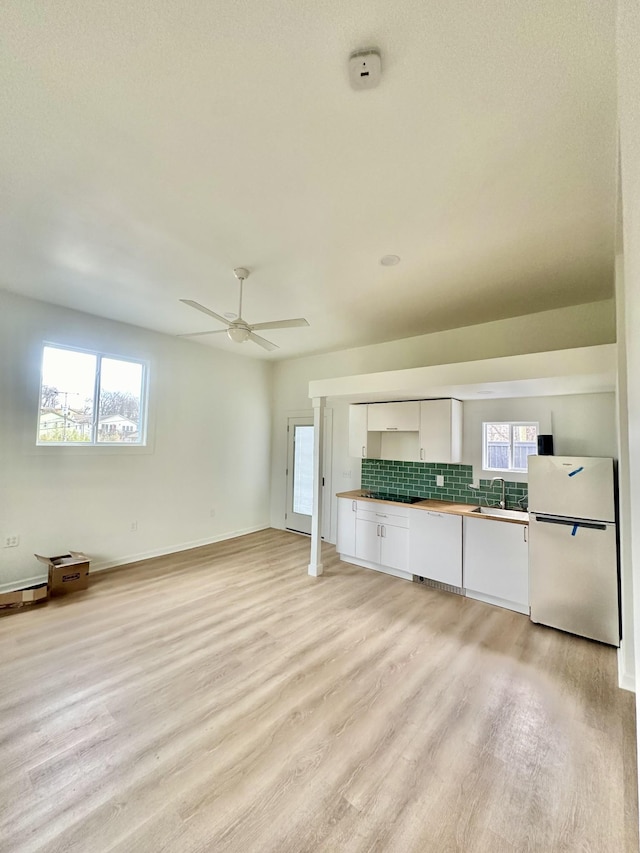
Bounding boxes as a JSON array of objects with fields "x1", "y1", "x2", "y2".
[
  {"x1": 35, "y1": 551, "x2": 90, "y2": 595},
  {"x1": 0, "y1": 583, "x2": 49, "y2": 612}
]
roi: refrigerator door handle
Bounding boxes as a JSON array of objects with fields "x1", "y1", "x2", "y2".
[{"x1": 533, "y1": 515, "x2": 607, "y2": 532}]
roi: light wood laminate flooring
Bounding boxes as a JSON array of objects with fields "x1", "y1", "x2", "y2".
[{"x1": 0, "y1": 529, "x2": 637, "y2": 852}]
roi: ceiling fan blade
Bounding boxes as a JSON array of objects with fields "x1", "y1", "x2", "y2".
[
  {"x1": 250, "y1": 318, "x2": 310, "y2": 331},
  {"x1": 177, "y1": 329, "x2": 228, "y2": 338},
  {"x1": 179, "y1": 299, "x2": 231, "y2": 327},
  {"x1": 248, "y1": 332, "x2": 279, "y2": 351}
]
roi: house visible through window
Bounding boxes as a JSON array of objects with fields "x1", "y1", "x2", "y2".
[
  {"x1": 38, "y1": 345, "x2": 147, "y2": 445},
  {"x1": 483, "y1": 422, "x2": 538, "y2": 473}
]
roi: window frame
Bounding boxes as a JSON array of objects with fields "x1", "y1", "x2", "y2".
[
  {"x1": 482, "y1": 421, "x2": 538, "y2": 475},
  {"x1": 36, "y1": 342, "x2": 149, "y2": 448}
]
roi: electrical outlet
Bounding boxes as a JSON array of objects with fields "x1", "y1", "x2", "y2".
[
  {"x1": 436, "y1": 475, "x2": 444, "y2": 487},
  {"x1": 210, "y1": 508, "x2": 216, "y2": 518},
  {"x1": 130, "y1": 521, "x2": 138, "y2": 532},
  {"x1": 343, "y1": 470, "x2": 352, "y2": 479},
  {"x1": 3, "y1": 535, "x2": 19, "y2": 548}
]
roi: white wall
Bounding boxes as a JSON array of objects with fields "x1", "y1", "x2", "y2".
[
  {"x1": 463, "y1": 394, "x2": 617, "y2": 482},
  {"x1": 271, "y1": 299, "x2": 616, "y2": 533},
  {"x1": 618, "y1": 0, "x2": 640, "y2": 794},
  {"x1": 0, "y1": 290, "x2": 273, "y2": 590}
]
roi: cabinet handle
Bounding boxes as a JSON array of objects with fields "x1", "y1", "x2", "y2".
[
  {"x1": 377, "y1": 524, "x2": 381, "y2": 537},
  {"x1": 420, "y1": 448, "x2": 424, "y2": 460},
  {"x1": 524, "y1": 526, "x2": 528, "y2": 543},
  {"x1": 381, "y1": 525, "x2": 386, "y2": 537},
  {"x1": 352, "y1": 500, "x2": 356, "y2": 512},
  {"x1": 375, "y1": 513, "x2": 388, "y2": 518},
  {"x1": 362, "y1": 445, "x2": 366, "y2": 457},
  {"x1": 386, "y1": 427, "x2": 398, "y2": 430}
]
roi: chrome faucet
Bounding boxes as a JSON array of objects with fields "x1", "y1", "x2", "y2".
[{"x1": 491, "y1": 477, "x2": 506, "y2": 509}]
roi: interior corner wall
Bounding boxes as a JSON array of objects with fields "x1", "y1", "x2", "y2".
[
  {"x1": 269, "y1": 300, "x2": 616, "y2": 536},
  {"x1": 615, "y1": 250, "x2": 635, "y2": 691},
  {"x1": 0, "y1": 290, "x2": 273, "y2": 590},
  {"x1": 618, "y1": 0, "x2": 640, "y2": 793}
]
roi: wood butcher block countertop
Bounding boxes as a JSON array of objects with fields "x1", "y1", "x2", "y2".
[{"x1": 336, "y1": 490, "x2": 529, "y2": 525}]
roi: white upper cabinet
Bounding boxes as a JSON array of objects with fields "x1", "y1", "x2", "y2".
[
  {"x1": 348, "y1": 399, "x2": 462, "y2": 462},
  {"x1": 367, "y1": 401, "x2": 420, "y2": 432},
  {"x1": 348, "y1": 405, "x2": 381, "y2": 459},
  {"x1": 419, "y1": 399, "x2": 462, "y2": 464}
]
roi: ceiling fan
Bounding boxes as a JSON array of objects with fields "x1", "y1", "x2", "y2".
[{"x1": 178, "y1": 267, "x2": 309, "y2": 351}]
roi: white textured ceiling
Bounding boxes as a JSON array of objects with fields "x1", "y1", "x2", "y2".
[{"x1": 0, "y1": 0, "x2": 616, "y2": 359}]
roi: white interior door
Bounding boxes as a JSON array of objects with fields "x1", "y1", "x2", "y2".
[{"x1": 286, "y1": 412, "x2": 332, "y2": 538}]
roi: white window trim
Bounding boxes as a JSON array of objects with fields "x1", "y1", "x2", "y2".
[
  {"x1": 36, "y1": 343, "x2": 150, "y2": 448},
  {"x1": 482, "y1": 421, "x2": 539, "y2": 475}
]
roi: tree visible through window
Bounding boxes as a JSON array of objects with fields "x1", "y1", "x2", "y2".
[
  {"x1": 483, "y1": 422, "x2": 537, "y2": 473},
  {"x1": 38, "y1": 345, "x2": 147, "y2": 445}
]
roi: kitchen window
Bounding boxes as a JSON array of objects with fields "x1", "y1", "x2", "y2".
[
  {"x1": 483, "y1": 422, "x2": 538, "y2": 473},
  {"x1": 37, "y1": 344, "x2": 148, "y2": 446}
]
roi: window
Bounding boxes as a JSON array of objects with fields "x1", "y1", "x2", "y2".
[
  {"x1": 483, "y1": 422, "x2": 538, "y2": 473},
  {"x1": 38, "y1": 345, "x2": 147, "y2": 446}
]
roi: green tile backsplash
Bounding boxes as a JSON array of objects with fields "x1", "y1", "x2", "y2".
[{"x1": 360, "y1": 459, "x2": 528, "y2": 510}]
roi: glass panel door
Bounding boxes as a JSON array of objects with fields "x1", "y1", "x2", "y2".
[
  {"x1": 292, "y1": 425, "x2": 314, "y2": 517},
  {"x1": 286, "y1": 416, "x2": 314, "y2": 534}
]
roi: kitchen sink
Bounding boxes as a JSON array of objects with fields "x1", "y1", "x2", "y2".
[{"x1": 471, "y1": 507, "x2": 529, "y2": 521}]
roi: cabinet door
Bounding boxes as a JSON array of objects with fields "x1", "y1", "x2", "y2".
[
  {"x1": 409, "y1": 510, "x2": 462, "y2": 586},
  {"x1": 336, "y1": 498, "x2": 357, "y2": 556},
  {"x1": 418, "y1": 400, "x2": 462, "y2": 464},
  {"x1": 355, "y1": 518, "x2": 381, "y2": 563},
  {"x1": 367, "y1": 402, "x2": 420, "y2": 432},
  {"x1": 348, "y1": 405, "x2": 381, "y2": 459},
  {"x1": 348, "y1": 405, "x2": 368, "y2": 458},
  {"x1": 463, "y1": 517, "x2": 529, "y2": 611},
  {"x1": 380, "y1": 523, "x2": 409, "y2": 571}
]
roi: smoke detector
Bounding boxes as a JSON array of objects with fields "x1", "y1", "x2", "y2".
[{"x1": 349, "y1": 48, "x2": 382, "y2": 90}]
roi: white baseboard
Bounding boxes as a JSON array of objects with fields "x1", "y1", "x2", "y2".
[
  {"x1": 618, "y1": 643, "x2": 636, "y2": 692},
  {"x1": 465, "y1": 589, "x2": 530, "y2": 616},
  {"x1": 0, "y1": 525, "x2": 269, "y2": 594}
]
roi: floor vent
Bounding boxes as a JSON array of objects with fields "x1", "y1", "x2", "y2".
[{"x1": 415, "y1": 576, "x2": 464, "y2": 597}]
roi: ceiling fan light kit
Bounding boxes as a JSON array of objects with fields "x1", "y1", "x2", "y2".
[
  {"x1": 179, "y1": 267, "x2": 309, "y2": 351},
  {"x1": 227, "y1": 326, "x2": 250, "y2": 344}
]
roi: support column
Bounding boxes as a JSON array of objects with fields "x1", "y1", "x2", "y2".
[{"x1": 308, "y1": 396, "x2": 326, "y2": 577}]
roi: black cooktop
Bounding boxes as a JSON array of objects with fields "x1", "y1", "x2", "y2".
[{"x1": 364, "y1": 492, "x2": 423, "y2": 504}]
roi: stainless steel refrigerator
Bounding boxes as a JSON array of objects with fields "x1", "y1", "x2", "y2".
[{"x1": 528, "y1": 455, "x2": 619, "y2": 646}]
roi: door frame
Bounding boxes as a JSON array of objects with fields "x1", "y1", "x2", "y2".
[{"x1": 285, "y1": 409, "x2": 332, "y2": 540}]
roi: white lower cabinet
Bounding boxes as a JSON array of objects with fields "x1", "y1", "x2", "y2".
[
  {"x1": 380, "y1": 522, "x2": 410, "y2": 571},
  {"x1": 463, "y1": 517, "x2": 529, "y2": 614},
  {"x1": 336, "y1": 498, "x2": 357, "y2": 557},
  {"x1": 355, "y1": 504, "x2": 410, "y2": 574},
  {"x1": 336, "y1": 498, "x2": 411, "y2": 579},
  {"x1": 337, "y1": 497, "x2": 529, "y2": 611},
  {"x1": 354, "y1": 518, "x2": 381, "y2": 564},
  {"x1": 409, "y1": 510, "x2": 462, "y2": 586}
]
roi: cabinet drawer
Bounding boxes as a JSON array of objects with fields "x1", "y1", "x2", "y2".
[
  {"x1": 356, "y1": 501, "x2": 410, "y2": 527},
  {"x1": 357, "y1": 509, "x2": 410, "y2": 529}
]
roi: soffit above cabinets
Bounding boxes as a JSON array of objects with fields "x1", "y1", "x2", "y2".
[{"x1": 308, "y1": 345, "x2": 617, "y2": 402}]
